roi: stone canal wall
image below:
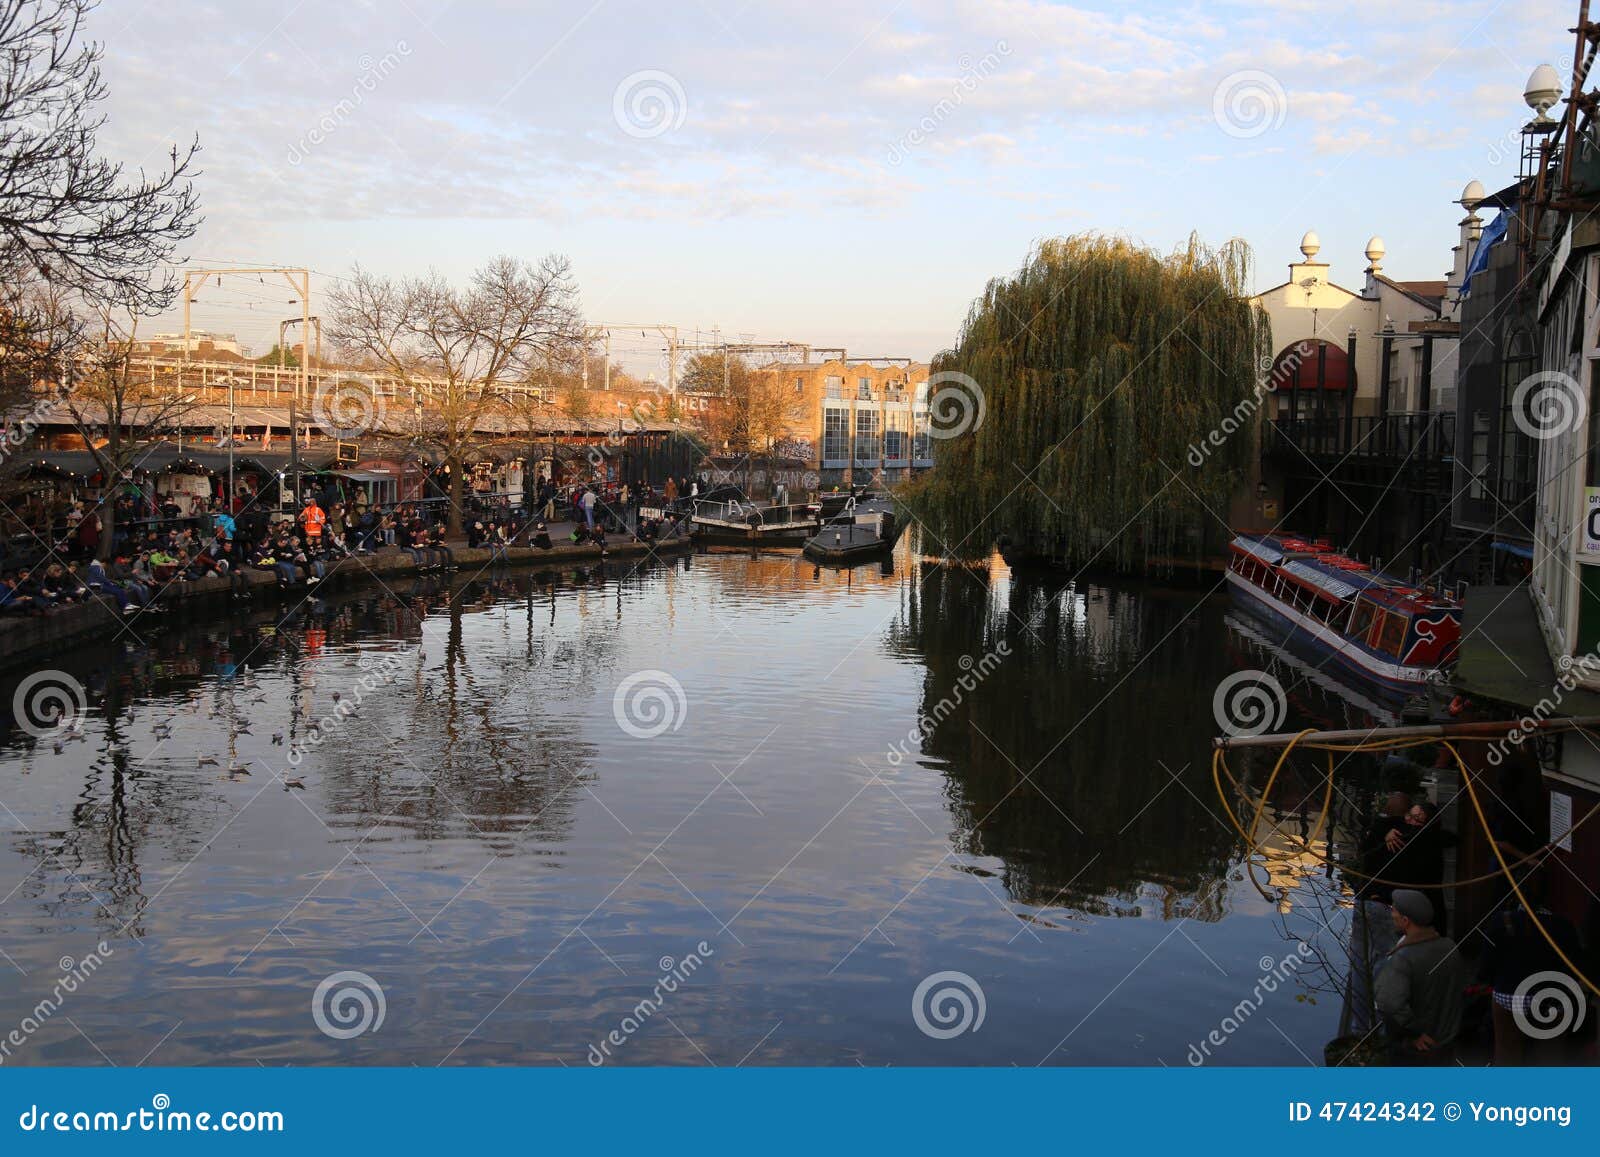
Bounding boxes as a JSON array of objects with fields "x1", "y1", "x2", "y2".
[{"x1": 0, "y1": 536, "x2": 692, "y2": 670}]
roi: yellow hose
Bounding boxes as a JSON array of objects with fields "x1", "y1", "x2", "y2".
[{"x1": 1212, "y1": 732, "x2": 1599, "y2": 998}]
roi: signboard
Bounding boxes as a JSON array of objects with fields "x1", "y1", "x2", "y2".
[
  {"x1": 1584, "y1": 488, "x2": 1600, "y2": 555},
  {"x1": 1551, "y1": 791, "x2": 1574, "y2": 852},
  {"x1": 336, "y1": 440, "x2": 360, "y2": 465},
  {"x1": 638, "y1": 507, "x2": 663, "y2": 520}
]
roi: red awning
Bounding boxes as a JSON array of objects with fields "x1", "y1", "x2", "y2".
[{"x1": 1266, "y1": 340, "x2": 1351, "y2": 391}]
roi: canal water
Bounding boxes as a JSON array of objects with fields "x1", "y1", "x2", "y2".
[{"x1": 0, "y1": 542, "x2": 1349, "y2": 1066}]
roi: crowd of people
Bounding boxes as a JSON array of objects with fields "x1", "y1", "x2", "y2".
[{"x1": 1, "y1": 472, "x2": 696, "y2": 620}]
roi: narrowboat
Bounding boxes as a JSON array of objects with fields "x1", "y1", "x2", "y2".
[
  {"x1": 802, "y1": 498, "x2": 903, "y2": 564},
  {"x1": 1225, "y1": 532, "x2": 1462, "y2": 694}
]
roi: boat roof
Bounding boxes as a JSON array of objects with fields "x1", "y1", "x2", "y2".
[{"x1": 1231, "y1": 533, "x2": 1460, "y2": 613}]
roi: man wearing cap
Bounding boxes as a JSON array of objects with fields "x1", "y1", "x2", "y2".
[{"x1": 1375, "y1": 888, "x2": 1465, "y2": 1062}]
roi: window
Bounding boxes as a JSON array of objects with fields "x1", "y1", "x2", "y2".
[
  {"x1": 857, "y1": 377, "x2": 873, "y2": 401},
  {"x1": 1348, "y1": 600, "x2": 1376, "y2": 641},
  {"x1": 823, "y1": 407, "x2": 849, "y2": 462},
  {"x1": 854, "y1": 408, "x2": 881, "y2": 462},
  {"x1": 795, "y1": 375, "x2": 805, "y2": 394},
  {"x1": 1375, "y1": 611, "x2": 1407, "y2": 657},
  {"x1": 1499, "y1": 329, "x2": 1536, "y2": 509}
]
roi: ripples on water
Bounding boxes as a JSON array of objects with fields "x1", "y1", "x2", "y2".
[{"x1": 0, "y1": 541, "x2": 1348, "y2": 1065}]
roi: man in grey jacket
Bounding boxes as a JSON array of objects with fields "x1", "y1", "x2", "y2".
[{"x1": 1375, "y1": 888, "x2": 1465, "y2": 1063}]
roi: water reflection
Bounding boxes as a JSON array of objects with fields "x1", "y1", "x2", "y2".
[
  {"x1": 0, "y1": 549, "x2": 1341, "y2": 1066},
  {"x1": 896, "y1": 564, "x2": 1239, "y2": 918}
]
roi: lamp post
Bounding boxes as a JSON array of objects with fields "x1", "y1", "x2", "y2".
[{"x1": 226, "y1": 373, "x2": 235, "y2": 509}]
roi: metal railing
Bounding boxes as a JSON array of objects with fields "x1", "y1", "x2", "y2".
[{"x1": 1266, "y1": 412, "x2": 1456, "y2": 463}]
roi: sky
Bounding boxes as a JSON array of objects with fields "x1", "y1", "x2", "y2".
[{"x1": 92, "y1": 0, "x2": 1575, "y2": 373}]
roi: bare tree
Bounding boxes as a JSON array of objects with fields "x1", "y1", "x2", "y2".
[
  {"x1": 683, "y1": 351, "x2": 804, "y2": 496},
  {"x1": 62, "y1": 311, "x2": 198, "y2": 558},
  {"x1": 328, "y1": 255, "x2": 581, "y2": 532},
  {"x1": 1, "y1": 0, "x2": 201, "y2": 313}
]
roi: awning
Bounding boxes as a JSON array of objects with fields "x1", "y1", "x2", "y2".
[
  {"x1": 1492, "y1": 540, "x2": 1534, "y2": 560},
  {"x1": 333, "y1": 469, "x2": 396, "y2": 484},
  {"x1": 1266, "y1": 340, "x2": 1351, "y2": 391}
]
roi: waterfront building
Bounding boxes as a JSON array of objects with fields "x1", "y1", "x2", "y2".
[
  {"x1": 752, "y1": 357, "x2": 934, "y2": 487},
  {"x1": 1251, "y1": 206, "x2": 1477, "y2": 573},
  {"x1": 1445, "y1": 53, "x2": 1600, "y2": 946},
  {"x1": 132, "y1": 330, "x2": 246, "y2": 359}
]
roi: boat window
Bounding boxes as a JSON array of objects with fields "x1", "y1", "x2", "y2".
[
  {"x1": 1348, "y1": 600, "x2": 1376, "y2": 639},
  {"x1": 1374, "y1": 610, "x2": 1407, "y2": 657}
]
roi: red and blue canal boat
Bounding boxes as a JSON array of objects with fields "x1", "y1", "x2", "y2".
[{"x1": 1225, "y1": 533, "x2": 1462, "y2": 694}]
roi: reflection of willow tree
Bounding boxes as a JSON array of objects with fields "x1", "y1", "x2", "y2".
[
  {"x1": 891, "y1": 564, "x2": 1238, "y2": 915},
  {"x1": 899, "y1": 234, "x2": 1268, "y2": 570}
]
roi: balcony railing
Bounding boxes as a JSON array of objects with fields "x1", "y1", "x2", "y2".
[{"x1": 1266, "y1": 412, "x2": 1456, "y2": 464}]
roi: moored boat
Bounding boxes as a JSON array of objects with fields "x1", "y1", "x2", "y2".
[
  {"x1": 689, "y1": 498, "x2": 820, "y2": 548},
  {"x1": 1225, "y1": 532, "x2": 1462, "y2": 694},
  {"x1": 802, "y1": 498, "x2": 903, "y2": 563}
]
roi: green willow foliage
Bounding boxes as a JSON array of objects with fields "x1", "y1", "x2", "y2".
[{"x1": 902, "y1": 233, "x2": 1270, "y2": 571}]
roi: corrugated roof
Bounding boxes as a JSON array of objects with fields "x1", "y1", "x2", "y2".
[
  {"x1": 1282, "y1": 559, "x2": 1362, "y2": 600},
  {"x1": 1231, "y1": 535, "x2": 1284, "y2": 566}
]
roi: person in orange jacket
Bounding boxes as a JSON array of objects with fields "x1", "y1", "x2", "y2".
[{"x1": 299, "y1": 496, "x2": 327, "y2": 547}]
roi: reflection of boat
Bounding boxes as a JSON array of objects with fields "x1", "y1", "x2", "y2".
[
  {"x1": 802, "y1": 497, "x2": 904, "y2": 564},
  {"x1": 689, "y1": 498, "x2": 820, "y2": 547},
  {"x1": 1224, "y1": 608, "x2": 1401, "y2": 727},
  {"x1": 1226, "y1": 533, "x2": 1461, "y2": 694}
]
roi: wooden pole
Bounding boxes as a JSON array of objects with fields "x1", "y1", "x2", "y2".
[{"x1": 1213, "y1": 714, "x2": 1600, "y2": 750}]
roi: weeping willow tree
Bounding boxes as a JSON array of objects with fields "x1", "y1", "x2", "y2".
[{"x1": 902, "y1": 233, "x2": 1270, "y2": 572}]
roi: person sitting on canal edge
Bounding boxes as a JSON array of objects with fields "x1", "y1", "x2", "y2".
[
  {"x1": 532, "y1": 521, "x2": 553, "y2": 550},
  {"x1": 1376, "y1": 888, "x2": 1466, "y2": 1063},
  {"x1": 428, "y1": 521, "x2": 455, "y2": 570}
]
